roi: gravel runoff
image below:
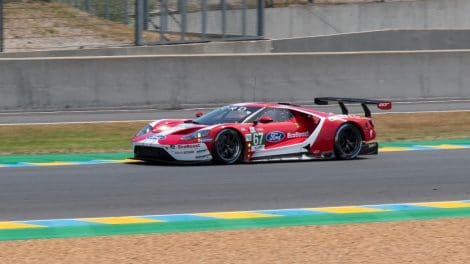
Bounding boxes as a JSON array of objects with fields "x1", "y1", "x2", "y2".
[{"x1": 0, "y1": 218, "x2": 469, "y2": 263}]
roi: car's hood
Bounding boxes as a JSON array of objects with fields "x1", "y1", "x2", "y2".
[
  {"x1": 133, "y1": 119, "x2": 209, "y2": 142},
  {"x1": 151, "y1": 119, "x2": 208, "y2": 135}
]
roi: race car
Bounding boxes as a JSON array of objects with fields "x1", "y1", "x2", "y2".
[{"x1": 132, "y1": 97, "x2": 392, "y2": 164}]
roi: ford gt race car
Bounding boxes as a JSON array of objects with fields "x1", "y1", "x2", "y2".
[{"x1": 132, "y1": 98, "x2": 392, "y2": 164}]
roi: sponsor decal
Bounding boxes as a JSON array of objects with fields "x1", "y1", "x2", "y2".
[
  {"x1": 199, "y1": 138, "x2": 213, "y2": 143},
  {"x1": 173, "y1": 150, "x2": 196, "y2": 155},
  {"x1": 195, "y1": 154, "x2": 212, "y2": 159},
  {"x1": 251, "y1": 145, "x2": 265, "y2": 151},
  {"x1": 225, "y1": 105, "x2": 248, "y2": 112},
  {"x1": 139, "y1": 139, "x2": 155, "y2": 144},
  {"x1": 377, "y1": 102, "x2": 392, "y2": 110},
  {"x1": 246, "y1": 132, "x2": 265, "y2": 151},
  {"x1": 147, "y1": 134, "x2": 166, "y2": 140},
  {"x1": 177, "y1": 144, "x2": 201, "y2": 149},
  {"x1": 266, "y1": 131, "x2": 285, "y2": 143},
  {"x1": 178, "y1": 124, "x2": 198, "y2": 129},
  {"x1": 196, "y1": 149, "x2": 208, "y2": 153},
  {"x1": 249, "y1": 127, "x2": 256, "y2": 133},
  {"x1": 245, "y1": 134, "x2": 252, "y2": 141},
  {"x1": 252, "y1": 132, "x2": 265, "y2": 146},
  {"x1": 287, "y1": 131, "x2": 309, "y2": 139},
  {"x1": 328, "y1": 115, "x2": 348, "y2": 121}
]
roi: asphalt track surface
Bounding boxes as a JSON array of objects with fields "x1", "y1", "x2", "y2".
[
  {"x1": 1, "y1": 99, "x2": 470, "y2": 124},
  {"x1": 1, "y1": 149, "x2": 469, "y2": 221}
]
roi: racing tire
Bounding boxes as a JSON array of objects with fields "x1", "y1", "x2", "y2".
[
  {"x1": 212, "y1": 129, "x2": 243, "y2": 165},
  {"x1": 334, "y1": 123, "x2": 362, "y2": 160}
]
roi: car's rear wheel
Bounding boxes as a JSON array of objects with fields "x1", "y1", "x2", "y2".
[
  {"x1": 334, "y1": 123, "x2": 362, "y2": 160},
  {"x1": 213, "y1": 129, "x2": 243, "y2": 164}
]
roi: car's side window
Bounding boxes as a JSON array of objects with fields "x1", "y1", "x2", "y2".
[{"x1": 260, "y1": 108, "x2": 295, "y2": 122}]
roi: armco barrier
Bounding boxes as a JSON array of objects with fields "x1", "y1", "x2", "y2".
[{"x1": 1, "y1": 50, "x2": 470, "y2": 111}]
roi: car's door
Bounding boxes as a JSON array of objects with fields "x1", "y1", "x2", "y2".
[{"x1": 253, "y1": 108, "x2": 309, "y2": 150}]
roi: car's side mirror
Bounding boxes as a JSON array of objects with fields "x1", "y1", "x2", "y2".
[
  {"x1": 258, "y1": 115, "x2": 273, "y2": 124},
  {"x1": 195, "y1": 112, "x2": 204, "y2": 118}
]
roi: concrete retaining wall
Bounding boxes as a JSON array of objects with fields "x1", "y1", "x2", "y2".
[
  {"x1": 160, "y1": 0, "x2": 470, "y2": 39},
  {"x1": 272, "y1": 30, "x2": 470, "y2": 52},
  {"x1": 1, "y1": 51, "x2": 469, "y2": 111},
  {"x1": 0, "y1": 40, "x2": 271, "y2": 58},
  {"x1": 5, "y1": 29, "x2": 470, "y2": 58}
]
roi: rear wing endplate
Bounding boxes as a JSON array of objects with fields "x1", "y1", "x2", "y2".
[{"x1": 314, "y1": 97, "x2": 392, "y2": 117}]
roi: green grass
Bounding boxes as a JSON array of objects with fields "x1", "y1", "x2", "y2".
[
  {"x1": 0, "y1": 122, "x2": 147, "y2": 154},
  {"x1": 374, "y1": 111, "x2": 470, "y2": 142},
  {"x1": 0, "y1": 111, "x2": 469, "y2": 154}
]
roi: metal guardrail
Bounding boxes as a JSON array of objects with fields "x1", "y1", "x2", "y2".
[{"x1": 135, "y1": 0, "x2": 264, "y2": 45}]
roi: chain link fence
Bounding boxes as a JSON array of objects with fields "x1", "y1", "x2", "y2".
[{"x1": 0, "y1": 0, "x2": 264, "y2": 52}]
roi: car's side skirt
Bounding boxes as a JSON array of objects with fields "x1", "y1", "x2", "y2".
[
  {"x1": 360, "y1": 142, "x2": 379, "y2": 155},
  {"x1": 249, "y1": 152, "x2": 334, "y2": 163}
]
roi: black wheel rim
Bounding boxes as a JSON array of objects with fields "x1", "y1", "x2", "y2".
[
  {"x1": 216, "y1": 131, "x2": 241, "y2": 162},
  {"x1": 338, "y1": 127, "x2": 361, "y2": 155}
]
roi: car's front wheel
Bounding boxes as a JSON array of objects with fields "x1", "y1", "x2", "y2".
[
  {"x1": 334, "y1": 123, "x2": 362, "y2": 160},
  {"x1": 212, "y1": 129, "x2": 243, "y2": 164}
]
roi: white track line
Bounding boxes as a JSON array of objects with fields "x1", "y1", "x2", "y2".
[
  {"x1": 374, "y1": 109, "x2": 470, "y2": 115},
  {"x1": 1, "y1": 109, "x2": 470, "y2": 126},
  {"x1": 1, "y1": 99, "x2": 470, "y2": 116}
]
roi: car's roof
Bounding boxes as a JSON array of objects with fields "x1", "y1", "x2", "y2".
[
  {"x1": 234, "y1": 102, "x2": 305, "y2": 108},
  {"x1": 233, "y1": 102, "x2": 329, "y2": 117}
]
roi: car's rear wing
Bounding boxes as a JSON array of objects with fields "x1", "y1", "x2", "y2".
[{"x1": 314, "y1": 97, "x2": 392, "y2": 117}]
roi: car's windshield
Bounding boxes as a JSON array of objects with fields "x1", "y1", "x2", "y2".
[{"x1": 194, "y1": 105, "x2": 261, "y2": 125}]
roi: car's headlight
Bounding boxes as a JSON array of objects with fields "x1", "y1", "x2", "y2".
[
  {"x1": 135, "y1": 124, "x2": 153, "y2": 137},
  {"x1": 181, "y1": 129, "x2": 210, "y2": 140}
]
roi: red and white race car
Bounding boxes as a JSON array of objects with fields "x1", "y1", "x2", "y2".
[{"x1": 132, "y1": 98, "x2": 392, "y2": 164}]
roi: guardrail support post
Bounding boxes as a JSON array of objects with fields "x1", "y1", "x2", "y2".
[
  {"x1": 143, "y1": 0, "x2": 149, "y2": 30},
  {"x1": 201, "y1": 0, "x2": 207, "y2": 40},
  {"x1": 0, "y1": 0, "x2": 3, "y2": 52},
  {"x1": 84, "y1": 0, "x2": 91, "y2": 11},
  {"x1": 159, "y1": 0, "x2": 168, "y2": 44},
  {"x1": 257, "y1": 0, "x2": 264, "y2": 37},
  {"x1": 135, "y1": 0, "x2": 144, "y2": 46},
  {"x1": 123, "y1": 0, "x2": 129, "y2": 24},
  {"x1": 221, "y1": 0, "x2": 226, "y2": 38},
  {"x1": 241, "y1": 0, "x2": 247, "y2": 36},
  {"x1": 179, "y1": 0, "x2": 187, "y2": 41},
  {"x1": 105, "y1": 0, "x2": 110, "y2": 19}
]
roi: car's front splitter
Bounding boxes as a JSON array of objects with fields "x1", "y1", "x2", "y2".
[{"x1": 133, "y1": 142, "x2": 213, "y2": 162}]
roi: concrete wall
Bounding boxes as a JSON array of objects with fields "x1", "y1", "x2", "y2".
[
  {"x1": 1, "y1": 50, "x2": 470, "y2": 111},
  {"x1": 0, "y1": 40, "x2": 271, "y2": 58},
  {"x1": 272, "y1": 30, "x2": 470, "y2": 52},
  {"x1": 160, "y1": 0, "x2": 470, "y2": 39},
  {"x1": 6, "y1": 29, "x2": 470, "y2": 58}
]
